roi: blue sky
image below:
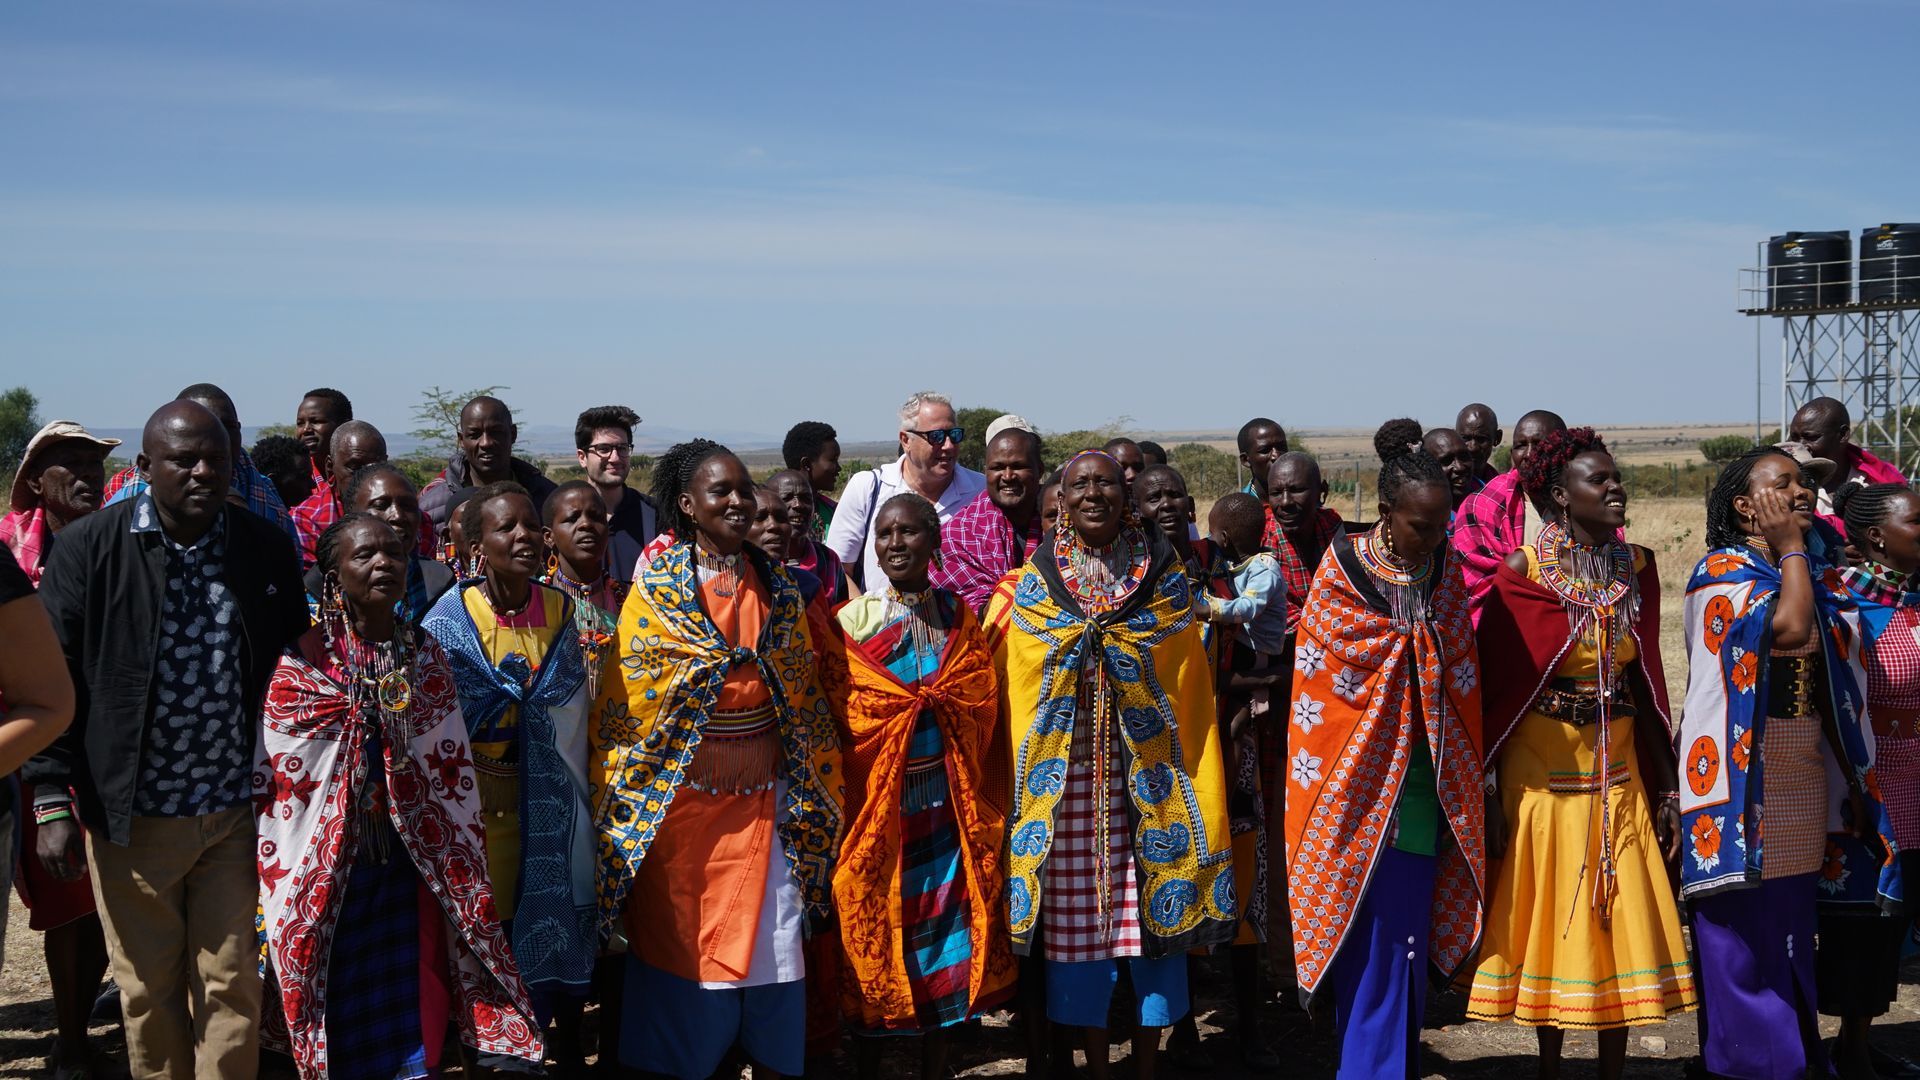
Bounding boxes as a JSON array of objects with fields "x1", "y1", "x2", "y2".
[{"x1": 2, "y1": 0, "x2": 1914, "y2": 442}]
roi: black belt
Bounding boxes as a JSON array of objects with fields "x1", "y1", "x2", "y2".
[
  {"x1": 1767, "y1": 654, "x2": 1822, "y2": 719},
  {"x1": 1536, "y1": 677, "x2": 1637, "y2": 727}
]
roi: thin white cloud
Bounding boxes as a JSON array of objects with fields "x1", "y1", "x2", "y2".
[{"x1": 1432, "y1": 117, "x2": 1757, "y2": 168}]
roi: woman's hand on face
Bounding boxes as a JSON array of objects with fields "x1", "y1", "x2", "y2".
[
  {"x1": 1750, "y1": 487, "x2": 1806, "y2": 555},
  {"x1": 1655, "y1": 799, "x2": 1682, "y2": 864}
]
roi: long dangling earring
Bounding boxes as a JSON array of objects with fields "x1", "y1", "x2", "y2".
[
  {"x1": 546, "y1": 549, "x2": 560, "y2": 577},
  {"x1": 1380, "y1": 522, "x2": 1398, "y2": 558},
  {"x1": 320, "y1": 572, "x2": 344, "y2": 655}
]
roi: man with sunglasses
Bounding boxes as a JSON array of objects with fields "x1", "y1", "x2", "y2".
[
  {"x1": 574, "y1": 404, "x2": 660, "y2": 581},
  {"x1": 825, "y1": 390, "x2": 985, "y2": 591}
]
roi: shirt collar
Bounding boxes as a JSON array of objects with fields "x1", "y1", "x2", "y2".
[{"x1": 131, "y1": 490, "x2": 225, "y2": 552}]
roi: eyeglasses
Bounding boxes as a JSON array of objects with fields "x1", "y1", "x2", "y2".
[
  {"x1": 585, "y1": 442, "x2": 632, "y2": 458},
  {"x1": 904, "y1": 427, "x2": 966, "y2": 448}
]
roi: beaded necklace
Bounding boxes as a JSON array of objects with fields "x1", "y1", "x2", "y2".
[
  {"x1": 1055, "y1": 525, "x2": 1148, "y2": 617},
  {"x1": 1354, "y1": 524, "x2": 1433, "y2": 629},
  {"x1": 695, "y1": 546, "x2": 743, "y2": 598},
  {"x1": 321, "y1": 607, "x2": 417, "y2": 863},
  {"x1": 1535, "y1": 518, "x2": 1639, "y2": 928},
  {"x1": 882, "y1": 585, "x2": 948, "y2": 678},
  {"x1": 545, "y1": 558, "x2": 627, "y2": 701}
]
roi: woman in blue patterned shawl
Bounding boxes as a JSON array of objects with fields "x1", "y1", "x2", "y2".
[
  {"x1": 1676, "y1": 446, "x2": 1889, "y2": 1080},
  {"x1": 421, "y1": 480, "x2": 597, "y2": 1067}
]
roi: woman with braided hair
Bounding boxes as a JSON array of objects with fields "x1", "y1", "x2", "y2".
[
  {"x1": 591, "y1": 438, "x2": 843, "y2": 1080},
  {"x1": 1284, "y1": 449, "x2": 1486, "y2": 1080},
  {"x1": 1465, "y1": 429, "x2": 1696, "y2": 1076},
  {"x1": 1821, "y1": 481, "x2": 1920, "y2": 1078},
  {"x1": 1677, "y1": 446, "x2": 1888, "y2": 1080},
  {"x1": 260, "y1": 514, "x2": 540, "y2": 1077}
]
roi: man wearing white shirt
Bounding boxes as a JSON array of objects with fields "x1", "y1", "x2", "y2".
[{"x1": 825, "y1": 390, "x2": 986, "y2": 590}]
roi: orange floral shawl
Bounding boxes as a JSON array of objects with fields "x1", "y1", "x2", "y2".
[
  {"x1": 1284, "y1": 530, "x2": 1486, "y2": 1003},
  {"x1": 817, "y1": 600, "x2": 1017, "y2": 1029}
]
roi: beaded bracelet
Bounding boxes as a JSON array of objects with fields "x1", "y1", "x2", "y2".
[
  {"x1": 1779, "y1": 550, "x2": 1810, "y2": 568},
  {"x1": 31, "y1": 806, "x2": 74, "y2": 825}
]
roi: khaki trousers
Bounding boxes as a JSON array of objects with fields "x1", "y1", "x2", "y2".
[{"x1": 88, "y1": 804, "x2": 261, "y2": 1080}]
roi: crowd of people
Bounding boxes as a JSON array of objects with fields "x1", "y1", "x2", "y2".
[{"x1": 0, "y1": 383, "x2": 1916, "y2": 1080}]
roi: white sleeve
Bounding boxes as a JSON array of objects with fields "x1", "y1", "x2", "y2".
[{"x1": 824, "y1": 470, "x2": 876, "y2": 566}]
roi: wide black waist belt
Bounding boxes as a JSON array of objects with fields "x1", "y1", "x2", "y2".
[
  {"x1": 1537, "y1": 677, "x2": 1636, "y2": 727},
  {"x1": 1767, "y1": 654, "x2": 1821, "y2": 719}
]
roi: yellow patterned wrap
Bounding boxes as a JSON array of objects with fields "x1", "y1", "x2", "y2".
[{"x1": 986, "y1": 550, "x2": 1237, "y2": 956}]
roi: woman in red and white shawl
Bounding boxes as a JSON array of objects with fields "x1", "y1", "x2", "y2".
[
  {"x1": 1285, "y1": 450, "x2": 1487, "y2": 1080},
  {"x1": 258, "y1": 514, "x2": 540, "y2": 1078}
]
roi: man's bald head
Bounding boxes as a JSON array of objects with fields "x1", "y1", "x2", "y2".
[
  {"x1": 1789, "y1": 396, "x2": 1853, "y2": 464},
  {"x1": 1455, "y1": 403, "x2": 1502, "y2": 471},
  {"x1": 328, "y1": 421, "x2": 389, "y2": 489},
  {"x1": 174, "y1": 383, "x2": 242, "y2": 459},
  {"x1": 139, "y1": 400, "x2": 232, "y2": 540},
  {"x1": 1510, "y1": 410, "x2": 1567, "y2": 476}
]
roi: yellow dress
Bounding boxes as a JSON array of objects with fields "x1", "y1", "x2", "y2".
[
  {"x1": 1466, "y1": 548, "x2": 1698, "y2": 1029},
  {"x1": 463, "y1": 583, "x2": 568, "y2": 921}
]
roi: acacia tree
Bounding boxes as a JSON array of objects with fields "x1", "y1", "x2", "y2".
[
  {"x1": 0, "y1": 386, "x2": 41, "y2": 479},
  {"x1": 407, "y1": 385, "x2": 511, "y2": 462}
]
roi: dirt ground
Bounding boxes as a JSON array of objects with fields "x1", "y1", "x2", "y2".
[{"x1": 8, "y1": 884, "x2": 1920, "y2": 1079}]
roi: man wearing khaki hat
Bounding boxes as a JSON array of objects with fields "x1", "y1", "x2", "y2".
[{"x1": 1, "y1": 420, "x2": 120, "y2": 584}]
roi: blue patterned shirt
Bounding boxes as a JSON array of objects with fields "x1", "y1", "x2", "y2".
[{"x1": 130, "y1": 493, "x2": 252, "y2": 817}]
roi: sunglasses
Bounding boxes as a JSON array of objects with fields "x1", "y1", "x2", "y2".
[{"x1": 904, "y1": 427, "x2": 966, "y2": 449}]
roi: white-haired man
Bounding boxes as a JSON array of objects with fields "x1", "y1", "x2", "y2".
[{"x1": 825, "y1": 390, "x2": 986, "y2": 590}]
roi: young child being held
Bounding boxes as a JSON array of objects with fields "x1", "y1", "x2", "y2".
[{"x1": 1202, "y1": 493, "x2": 1288, "y2": 659}]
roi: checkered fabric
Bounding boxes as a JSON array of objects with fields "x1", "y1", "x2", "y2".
[{"x1": 1040, "y1": 716, "x2": 1141, "y2": 963}]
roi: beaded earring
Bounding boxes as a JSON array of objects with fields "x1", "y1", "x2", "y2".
[
  {"x1": 546, "y1": 549, "x2": 560, "y2": 577},
  {"x1": 1379, "y1": 521, "x2": 1399, "y2": 558}
]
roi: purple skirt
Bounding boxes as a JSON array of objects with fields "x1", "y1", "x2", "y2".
[{"x1": 1689, "y1": 873, "x2": 1828, "y2": 1080}]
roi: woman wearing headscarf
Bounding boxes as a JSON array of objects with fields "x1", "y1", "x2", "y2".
[
  {"x1": 420, "y1": 481, "x2": 599, "y2": 1059},
  {"x1": 592, "y1": 439, "x2": 843, "y2": 1080},
  {"x1": 1284, "y1": 449, "x2": 1487, "y2": 1080},
  {"x1": 259, "y1": 514, "x2": 540, "y2": 1078},
  {"x1": 1677, "y1": 445, "x2": 1888, "y2": 1080},
  {"x1": 1824, "y1": 481, "x2": 1920, "y2": 1077},
  {"x1": 1466, "y1": 429, "x2": 1696, "y2": 1078},
  {"x1": 819, "y1": 492, "x2": 1015, "y2": 1080},
  {"x1": 987, "y1": 449, "x2": 1234, "y2": 1080}
]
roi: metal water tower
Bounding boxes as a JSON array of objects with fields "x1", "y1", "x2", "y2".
[{"x1": 1739, "y1": 224, "x2": 1920, "y2": 476}]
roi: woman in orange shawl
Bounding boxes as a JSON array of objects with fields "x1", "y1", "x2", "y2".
[
  {"x1": 819, "y1": 493, "x2": 1015, "y2": 1080},
  {"x1": 1285, "y1": 449, "x2": 1487, "y2": 1080}
]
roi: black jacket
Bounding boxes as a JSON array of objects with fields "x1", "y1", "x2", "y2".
[{"x1": 25, "y1": 500, "x2": 310, "y2": 845}]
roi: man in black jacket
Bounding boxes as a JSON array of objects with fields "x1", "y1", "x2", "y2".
[
  {"x1": 27, "y1": 400, "x2": 309, "y2": 1079},
  {"x1": 417, "y1": 394, "x2": 557, "y2": 549}
]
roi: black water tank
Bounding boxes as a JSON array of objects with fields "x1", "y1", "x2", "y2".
[
  {"x1": 1859, "y1": 223, "x2": 1920, "y2": 304},
  {"x1": 1767, "y1": 231, "x2": 1852, "y2": 309}
]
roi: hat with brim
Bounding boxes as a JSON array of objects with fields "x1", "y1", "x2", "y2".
[
  {"x1": 1772, "y1": 440, "x2": 1838, "y2": 487},
  {"x1": 984, "y1": 414, "x2": 1037, "y2": 444},
  {"x1": 11, "y1": 420, "x2": 122, "y2": 511}
]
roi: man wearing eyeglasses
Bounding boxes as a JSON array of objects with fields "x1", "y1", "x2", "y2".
[
  {"x1": 825, "y1": 390, "x2": 986, "y2": 591},
  {"x1": 574, "y1": 404, "x2": 660, "y2": 581}
]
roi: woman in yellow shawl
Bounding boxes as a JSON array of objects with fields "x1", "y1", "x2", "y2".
[
  {"x1": 988, "y1": 450, "x2": 1234, "y2": 1080},
  {"x1": 818, "y1": 492, "x2": 1016, "y2": 1080},
  {"x1": 590, "y1": 439, "x2": 843, "y2": 1080}
]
